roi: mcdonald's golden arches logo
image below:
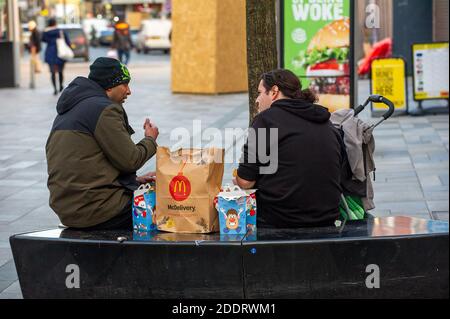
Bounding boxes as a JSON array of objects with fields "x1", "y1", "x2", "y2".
[{"x1": 169, "y1": 173, "x2": 191, "y2": 201}]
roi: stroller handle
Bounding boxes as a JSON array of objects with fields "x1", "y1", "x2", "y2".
[{"x1": 354, "y1": 95, "x2": 396, "y2": 120}]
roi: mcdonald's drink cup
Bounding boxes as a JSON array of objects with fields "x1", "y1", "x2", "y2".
[
  {"x1": 132, "y1": 182, "x2": 157, "y2": 232},
  {"x1": 214, "y1": 186, "x2": 257, "y2": 235}
]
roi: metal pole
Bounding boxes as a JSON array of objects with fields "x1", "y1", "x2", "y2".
[
  {"x1": 63, "y1": 0, "x2": 67, "y2": 24},
  {"x1": 0, "y1": 2, "x2": 4, "y2": 38},
  {"x1": 29, "y1": 0, "x2": 38, "y2": 89},
  {"x1": 7, "y1": 0, "x2": 21, "y2": 87},
  {"x1": 33, "y1": 0, "x2": 37, "y2": 20},
  {"x1": 30, "y1": 54, "x2": 35, "y2": 89},
  {"x1": 353, "y1": 0, "x2": 360, "y2": 107},
  {"x1": 276, "y1": 0, "x2": 281, "y2": 69}
]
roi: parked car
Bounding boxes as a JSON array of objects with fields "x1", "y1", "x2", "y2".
[
  {"x1": 136, "y1": 19, "x2": 172, "y2": 54},
  {"x1": 99, "y1": 28, "x2": 114, "y2": 46},
  {"x1": 82, "y1": 18, "x2": 109, "y2": 47},
  {"x1": 59, "y1": 24, "x2": 89, "y2": 61}
]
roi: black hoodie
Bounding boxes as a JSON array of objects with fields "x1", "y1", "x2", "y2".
[{"x1": 238, "y1": 99, "x2": 342, "y2": 228}]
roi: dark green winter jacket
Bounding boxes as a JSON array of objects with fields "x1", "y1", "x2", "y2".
[{"x1": 46, "y1": 77, "x2": 157, "y2": 228}]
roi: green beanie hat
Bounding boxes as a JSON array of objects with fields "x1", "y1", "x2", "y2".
[{"x1": 88, "y1": 57, "x2": 131, "y2": 89}]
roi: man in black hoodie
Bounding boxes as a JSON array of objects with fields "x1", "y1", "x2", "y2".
[
  {"x1": 46, "y1": 58, "x2": 159, "y2": 230},
  {"x1": 236, "y1": 69, "x2": 343, "y2": 228}
]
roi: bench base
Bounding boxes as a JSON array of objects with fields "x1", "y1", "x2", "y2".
[{"x1": 10, "y1": 216, "x2": 449, "y2": 299}]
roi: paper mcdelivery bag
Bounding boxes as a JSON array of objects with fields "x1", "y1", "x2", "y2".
[{"x1": 156, "y1": 147, "x2": 224, "y2": 233}]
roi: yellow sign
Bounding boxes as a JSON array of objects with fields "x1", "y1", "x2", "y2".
[
  {"x1": 412, "y1": 42, "x2": 449, "y2": 101},
  {"x1": 371, "y1": 58, "x2": 407, "y2": 111},
  {"x1": 413, "y1": 43, "x2": 448, "y2": 51}
]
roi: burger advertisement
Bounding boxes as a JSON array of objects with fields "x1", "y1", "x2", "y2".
[{"x1": 282, "y1": 0, "x2": 353, "y2": 112}]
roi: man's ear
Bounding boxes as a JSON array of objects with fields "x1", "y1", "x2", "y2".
[
  {"x1": 271, "y1": 85, "x2": 280, "y2": 100},
  {"x1": 105, "y1": 88, "x2": 112, "y2": 97},
  {"x1": 104, "y1": 89, "x2": 113, "y2": 99}
]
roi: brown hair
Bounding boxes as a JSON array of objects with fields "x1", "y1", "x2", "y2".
[
  {"x1": 260, "y1": 69, "x2": 318, "y2": 103},
  {"x1": 226, "y1": 209, "x2": 238, "y2": 217}
]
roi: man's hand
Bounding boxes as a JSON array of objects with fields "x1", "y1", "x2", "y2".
[
  {"x1": 144, "y1": 118, "x2": 159, "y2": 140},
  {"x1": 136, "y1": 171, "x2": 156, "y2": 185},
  {"x1": 234, "y1": 175, "x2": 256, "y2": 190}
]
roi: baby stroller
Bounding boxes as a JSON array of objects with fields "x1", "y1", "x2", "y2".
[{"x1": 331, "y1": 95, "x2": 396, "y2": 222}]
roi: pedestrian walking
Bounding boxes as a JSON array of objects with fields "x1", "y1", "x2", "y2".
[
  {"x1": 90, "y1": 25, "x2": 98, "y2": 47},
  {"x1": 28, "y1": 20, "x2": 42, "y2": 74},
  {"x1": 42, "y1": 18, "x2": 71, "y2": 95},
  {"x1": 112, "y1": 19, "x2": 133, "y2": 65}
]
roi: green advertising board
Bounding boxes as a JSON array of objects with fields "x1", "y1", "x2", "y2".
[{"x1": 281, "y1": 0, "x2": 354, "y2": 112}]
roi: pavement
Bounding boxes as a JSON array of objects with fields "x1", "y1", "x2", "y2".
[{"x1": 0, "y1": 49, "x2": 448, "y2": 299}]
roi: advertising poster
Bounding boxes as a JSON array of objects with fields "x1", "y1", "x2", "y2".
[
  {"x1": 371, "y1": 58, "x2": 407, "y2": 113},
  {"x1": 412, "y1": 43, "x2": 449, "y2": 101},
  {"x1": 282, "y1": 0, "x2": 352, "y2": 112}
]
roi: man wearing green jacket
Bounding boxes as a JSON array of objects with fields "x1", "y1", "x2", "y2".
[{"x1": 46, "y1": 57, "x2": 159, "y2": 230}]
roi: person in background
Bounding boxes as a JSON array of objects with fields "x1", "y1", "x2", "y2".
[
  {"x1": 90, "y1": 25, "x2": 98, "y2": 47},
  {"x1": 28, "y1": 20, "x2": 42, "y2": 73},
  {"x1": 112, "y1": 19, "x2": 133, "y2": 65},
  {"x1": 42, "y1": 18, "x2": 71, "y2": 95}
]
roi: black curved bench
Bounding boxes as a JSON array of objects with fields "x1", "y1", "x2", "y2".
[{"x1": 10, "y1": 216, "x2": 449, "y2": 299}]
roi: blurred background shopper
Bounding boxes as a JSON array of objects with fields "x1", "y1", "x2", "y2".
[
  {"x1": 112, "y1": 19, "x2": 133, "y2": 65},
  {"x1": 27, "y1": 20, "x2": 42, "y2": 74},
  {"x1": 42, "y1": 18, "x2": 71, "y2": 95}
]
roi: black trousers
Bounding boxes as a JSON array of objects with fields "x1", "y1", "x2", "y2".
[{"x1": 71, "y1": 201, "x2": 132, "y2": 231}]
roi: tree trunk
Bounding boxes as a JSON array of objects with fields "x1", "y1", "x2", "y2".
[{"x1": 246, "y1": 0, "x2": 278, "y2": 124}]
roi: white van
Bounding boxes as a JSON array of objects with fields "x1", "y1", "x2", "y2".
[{"x1": 136, "y1": 19, "x2": 172, "y2": 54}]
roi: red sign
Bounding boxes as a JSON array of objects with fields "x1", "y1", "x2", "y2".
[{"x1": 169, "y1": 174, "x2": 191, "y2": 202}]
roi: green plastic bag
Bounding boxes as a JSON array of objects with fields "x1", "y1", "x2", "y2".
[{"x1": 339, "y1": 196, "x2": 366, "y2": 221}]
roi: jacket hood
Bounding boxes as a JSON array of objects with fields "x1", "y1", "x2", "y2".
[
  {"x1": 56, "y1": 77, "x2": 109, "y2": 115},
  {"x1": 271, "y1": 99, "x2": 331, "y2": 124}
]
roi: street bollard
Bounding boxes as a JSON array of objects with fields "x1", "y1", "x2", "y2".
[{"x1": 29, "y1": 56, "x2": 35, "y2": 89}]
